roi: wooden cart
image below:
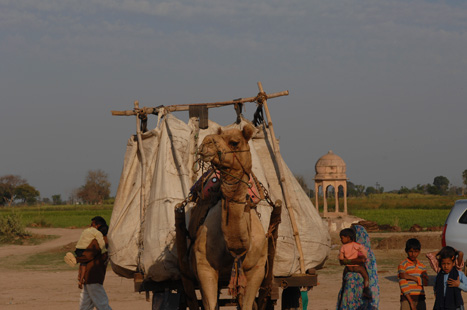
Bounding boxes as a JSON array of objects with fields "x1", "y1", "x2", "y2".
[{"x1": 112, "y1": 82, "x2": 319, "y2": 309}]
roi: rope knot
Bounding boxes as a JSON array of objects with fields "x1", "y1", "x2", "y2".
[{"x1": 256, "y1": 92, "x2": 268, "y2": 104}]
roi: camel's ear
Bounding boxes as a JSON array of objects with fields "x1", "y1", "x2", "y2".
[
  {"x1": 242, "y1": 124, "x2": 255, "y2": 142},
  {"x1": 217, "y1": 127, "x2": 223, "y2": 135}
]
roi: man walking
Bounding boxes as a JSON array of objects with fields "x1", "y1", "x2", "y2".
[{"x1": 76, "y1": 216, "x2": 112, "y2": 310}]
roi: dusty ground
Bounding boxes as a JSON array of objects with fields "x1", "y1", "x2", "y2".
[
  {"x1": 0, "y1": 228, "x2": 149, "y2": 310},
  {"x1": 1, "y1": 228, "x2": 465, "y2": 309}
]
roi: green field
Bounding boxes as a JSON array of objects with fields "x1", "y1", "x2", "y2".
[
  {"x1": 350, "y1": 209, "x2": 450, "y2": 230},
  {"x1": 0, "y1": 194, "x2": 463, "y2": 232},
  {"x1": 0, "y1": 205, "x2": 113, "y2": 228},
  {"x1": 316, "y1": 194, "x2": 462, "y2": 231}
]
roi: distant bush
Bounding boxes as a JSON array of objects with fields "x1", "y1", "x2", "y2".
[
  {"x1": 103, "y1": 197, "x2": 115, "y2": 205},
  {"x1": 0, "y1": 212, "x2": 31, "y2": 243}
]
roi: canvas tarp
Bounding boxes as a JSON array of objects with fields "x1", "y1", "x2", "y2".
[{"x1": 108, "y1": 113, "x2": 331, "y2": 282}]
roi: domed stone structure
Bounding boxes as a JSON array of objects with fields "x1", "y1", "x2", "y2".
[{"x1": 314, "y1": 150, "x2": 348, "y2": 216}]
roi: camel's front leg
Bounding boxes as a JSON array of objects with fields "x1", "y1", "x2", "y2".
[
  {"x1": 194, "y1": 226, "x2": 219, "y2": 310},
  {"x1": 240, "y1": 213, "x2": 268, "y2": 310},
  {"x1": 241, "y1": 253, "x2": 267, "y2": 310}
]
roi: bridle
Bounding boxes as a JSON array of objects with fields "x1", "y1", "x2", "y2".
[{"x1": 197, "y1": 138, "x2": 252, "y2": 190}]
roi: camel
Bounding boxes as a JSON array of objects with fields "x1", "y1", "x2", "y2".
[{"x1": 190, "y1": 124, "x2": 268, "y2": 310}]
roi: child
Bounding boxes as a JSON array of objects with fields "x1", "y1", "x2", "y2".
[
  {"x1": 66, "y1": 218, "x2": 108, "y2": 289},
  {"x1": 433, "y1": 246, "x2": 467, "y2": 310},
  {"x1": 427, "y1": 248, "x2": 464, "y2": 274},
  {"x1": 339, "y1": 228, "x2": 371, "y2": 299},
  {"x1": 398, "y1": 238, "x2": 428, "y2": 310}
]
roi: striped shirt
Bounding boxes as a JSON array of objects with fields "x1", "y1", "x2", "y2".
[{"x1": 398, "y1": 258, "x2": 427, "y2": 296}]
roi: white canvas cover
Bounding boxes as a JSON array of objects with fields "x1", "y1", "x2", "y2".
[{"x1": 108, "y1": 113, "x2": 331, "y2": 282}]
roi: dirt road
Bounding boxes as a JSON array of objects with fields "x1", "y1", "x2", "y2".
[
  {"x1": 0, "y1": 228, "x2": 149, "y2": 309},
  {"x1": 0, "y1": 228, "x2": 82, "y2": 259},
  {"x1": 0, "y1": 228, "x2": 464, "y2": 309}
]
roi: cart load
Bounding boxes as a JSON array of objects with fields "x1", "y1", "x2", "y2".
[{"x1": 108, "y1": 84, "x2": 331, "y2": 285}]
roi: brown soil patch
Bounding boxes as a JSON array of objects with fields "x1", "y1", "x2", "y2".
[
  {"x1": 49, "y1": 242, "x2": 76, "y2": 253},
  {"x1": 374, "y1": 234, "x2": 441, "y2": 250},
  {"x1": 331, "y1": 231, "x2": 442, "y2": 251}
]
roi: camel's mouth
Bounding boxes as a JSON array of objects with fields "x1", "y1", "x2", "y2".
[
  {"x1": 198, "y1": 153, "x2": 215, "y2": 163},
  {"x1": 198, "y1": 139, "x2": 218, "y2": 163}
]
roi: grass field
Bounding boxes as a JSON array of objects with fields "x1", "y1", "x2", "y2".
[
  {"x1": 350, "y1": 209, "x2": 450, "y2": 230},
  {"x1": 0, "y1": 205, "x2": 113, "y2": 228},
  {"x1": 347, "y1": 194, "x2": 458, "y2": 210},
  {"x1": 0, "y1": 194, "x2": 463, "y2": 232},
  {"x1": 316, "y1": 194, "x2": 462, "y2": 230}
]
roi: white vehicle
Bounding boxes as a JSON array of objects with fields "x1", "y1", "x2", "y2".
[{"x1": 442, "y1": 200, "x2": 467, "y2": 255}]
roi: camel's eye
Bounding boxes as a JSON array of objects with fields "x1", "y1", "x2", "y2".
[{"x1": 229, "y1": 140, "x2": 239, "y2": 148}]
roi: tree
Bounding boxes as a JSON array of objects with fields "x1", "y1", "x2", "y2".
[
  {"x1": 295, "y1": 175, "x2": 311, "y2": 197},
  {"x1": 449, "y1": 186, "x2": 462, "y2": 196},
  {"x1": 14, "y1": 184, "x2": 40, "y2": 205},
  {"x1": 398, "y1": 186, "x2": 410, "y2": 194},
  {"x1": 77, "y1": 170, "x2": 111, "y2": 204},
  {"x1": 68, "y1": 188, "x2": 80, "y2": 205},
  {"x1": 355, "y1": 185, "x2": 366, "y2": 197},
  {"x1": 365, "y1": 186, "x2": 378, "y2": 196},
  {"x1": 347, "y1": 181, "x2": 356, "y2": 197},
  {"x1": 411, "y1": 184, "x2": 428, "y2": 194},
  {"x1": 0, "y1": 175, "x2": 26, "y2": 206},
  {"x1": 0, "y1": 175, "x2": 40, "y2": 206},
  {"x1": 347, "y1": 182, "x2": 366, "y2": 197},
  {"x1": 52, "y1": 194, "x2": 63, "y2": 205},
  {"x1": 463, "y1": 170, "x2": 467, "y2": 187},
  {"x1": 427, "y1": 184, "x2": 439, "y2": 195},
  {"x1": 433, "y1": 176, "x2": 450, "y2": 196}
]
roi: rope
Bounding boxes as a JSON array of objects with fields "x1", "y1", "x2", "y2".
[
  {"x1": 218, "y1": 169, "x2": 250, "y2": 187},
  {"x1": 228, "y1": 252, "x2": 248, "y2": 298},
  {"x1": 253, "y1": 104, "x2": 265, "y2": 127},
  {"x1": 234, "y1": 102, "x2": 243, "y2": 124},
  {"x1": 256, "y1": 91, "x2": 268, "y2": 104}
]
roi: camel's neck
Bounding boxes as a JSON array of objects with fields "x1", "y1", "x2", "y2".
[{"x1": 220, "y1": 172, "x2": 251, "y2": 256}]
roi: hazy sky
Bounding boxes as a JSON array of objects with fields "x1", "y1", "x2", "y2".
[{"x1": 1, "y1": 0, "x2": 466, "y2": 199}]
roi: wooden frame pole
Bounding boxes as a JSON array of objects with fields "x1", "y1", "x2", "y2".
[
  {"x1": 135, "y1": 101, "x2": 147, "y2": 273},
  {"x1": 111, "y1": 90, "x2": 289, "y2": 116},
  {"x1": 257, "y1": 82, "x2": 306, "y2": 274}
]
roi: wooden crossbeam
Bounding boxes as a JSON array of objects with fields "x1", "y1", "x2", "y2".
[{"x1": 111, "y1": 89, "x2": 289, "y2": 116}]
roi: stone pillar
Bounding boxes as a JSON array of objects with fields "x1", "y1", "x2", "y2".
[
  {"x1": 334, "y1": 181, "x2": 339, "y2": 213},
  {"x1": 323, "y1": 184, "x2": 328, "y2": 216}
]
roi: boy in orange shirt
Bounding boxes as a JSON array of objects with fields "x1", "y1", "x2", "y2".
[{"x1": 398, "y1": 238, "x2": 428, "y2": 310}]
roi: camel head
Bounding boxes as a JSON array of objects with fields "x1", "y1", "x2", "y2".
[{"x1": 198, "y1": 124, "x2": 255, "y2": 175}]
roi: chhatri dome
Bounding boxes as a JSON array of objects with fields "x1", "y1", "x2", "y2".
[
  {"x1": 314, "y1": 150, "x2": 348, "y2": 216},
  {"x1": 314, "y1": 150, "x2": 347, "y2": 180}
]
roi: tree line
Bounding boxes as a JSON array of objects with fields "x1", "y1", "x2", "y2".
[
  {"x1": 296, "y1": 169, "x2": 467, "y2": 198},
  {"x1": 0, "y1": 169, "x2": 111, "y2": 206},
  {"x1": 2, "y1": 168, "x2": 466, "y2": 206}
]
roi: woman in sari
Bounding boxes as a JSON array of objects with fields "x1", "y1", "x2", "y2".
[{"x1": 336, "y1": 225, "x2": 380, "y2": 310}]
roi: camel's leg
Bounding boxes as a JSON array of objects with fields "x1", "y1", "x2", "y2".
[
  {"x1": 196, "y1": 258, "x2": 219, "y2": 310},
  {"x1": 241, "y1": 213, "x2": 268, "y2": 310},
  {"x1": 241, "y1": 254, "x2": 267, "y2": 310},
  {"x1": 193, "y1": 224, "x2": 221, "y2": 310}
]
